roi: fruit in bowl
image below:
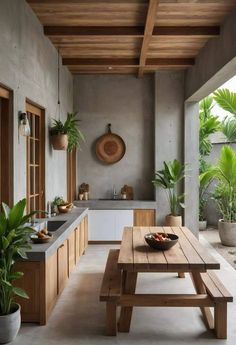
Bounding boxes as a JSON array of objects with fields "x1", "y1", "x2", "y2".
[{"x1": 144, "y1": 232, "x2": 178, "y2": 250}]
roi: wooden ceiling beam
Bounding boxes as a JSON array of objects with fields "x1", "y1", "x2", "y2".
[
  {"x1": 62, "y1": 57, "x2": 194, "y2": 67},
  {"x1": 44, "y1": 26, "x2": 220, "y2": 38},
  {"x1": 138, "y1": 0, "x2": 160, "y2": 77}
]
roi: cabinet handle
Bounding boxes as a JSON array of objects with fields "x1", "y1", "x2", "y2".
[{"x1": 59, "y1": 244, "x2": 64, "y2": 249}]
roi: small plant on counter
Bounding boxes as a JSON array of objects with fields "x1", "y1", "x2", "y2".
[
  {"x1": 0, "y1": 199, "x2": 37, "y2": 343},
  {"x1": 52, "y1": 196, "x2": 65, "y2": 206},
  {"x1": 50, "y1": 112, "x2": 85, "y2": 151},
  {"x1": 153, "y1": 159, "x2": 186, "y2": 226}
]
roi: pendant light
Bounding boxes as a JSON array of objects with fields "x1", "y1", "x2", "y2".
[{"x1": 19, "y1": 112, "x2": 31, "y2": 137}]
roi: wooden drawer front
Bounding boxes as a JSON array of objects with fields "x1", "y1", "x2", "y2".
[
  {"x1": 75, "y1": 226, "x2": 80, "y2": 263},
  {"x1": 45, "y1": 251, "x2": 58, "y2": 321},
  {"x1": 133, "y1": 209, "x2": 156, "y2": 226},
  {"x1": 68, "y1": 231, "x2": 76, "y2": 275},
  {"x1": 84, "y1": 215, "x2": 88, "y2": 249},
  {"x1": 80, "y1": 219, "x2": 85, "y2": 255},
  {"x1": 14, "y1": 261, "x2": 42, "y2": 323},
  {"x1": 57, "y1": 240, "x2": 68, "y2": 294}
]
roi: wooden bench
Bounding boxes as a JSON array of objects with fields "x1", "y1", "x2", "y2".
[
  {"x1": 201, "y1": 271, "x2": 233, "y2": 339},
  {"x1": 100, "y1": 249, "x2": 121, "y2": 335}
]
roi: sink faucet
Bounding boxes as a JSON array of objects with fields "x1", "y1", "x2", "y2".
[{"x1": 112, "y1": 185, "x2": 117, "y2": 200}]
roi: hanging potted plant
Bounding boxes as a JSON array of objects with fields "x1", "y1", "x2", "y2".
[
  {"x1": 153, "y1": 159, "x2": 186, "y2": 226},
  {"x1": 0, "y1": 199, "x2": 37, "y2": 343},
  {"x1": 202, "y1": 146, "x2": 236, "y2": 246},
  {"x1": 50, "y1": 112, "x2": 84, "y2": 151}
]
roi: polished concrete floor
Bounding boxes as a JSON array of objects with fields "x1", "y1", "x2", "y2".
[{"x1": 11, "y1": 238, "x2": 236, "y2": 345}]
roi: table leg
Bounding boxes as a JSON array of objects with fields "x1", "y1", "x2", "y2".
[
  {"x1": 118, "y1": 271, "x2": 138, "y2": 332},
  {"x1": 190, "y1": 272, "x2": 214, "y2": 330}
]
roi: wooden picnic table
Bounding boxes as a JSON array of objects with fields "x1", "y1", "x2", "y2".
[{"x1": 116, "y1": 226, "x2": 231, "y2": 338}]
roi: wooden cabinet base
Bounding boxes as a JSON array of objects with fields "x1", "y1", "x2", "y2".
[{"x1": 15, "y1": 215, "x2": 88, "y2": 325}]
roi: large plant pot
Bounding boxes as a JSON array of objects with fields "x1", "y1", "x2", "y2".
[
  {"x1": 199, "y1": 220, "x2": 207, "y2": 231},
  {"x1": 51, "y1": 134, "x2": 68, "y2": 150},
  {"x1": 165, "y1": 215, "x2": 182, "y2": 227},
  {"x1": 218, "y1": 219, "x2": 236, "y2": 247},
  {"x1": 0, "y1": 304, "x2": 21, "y2": 344}
]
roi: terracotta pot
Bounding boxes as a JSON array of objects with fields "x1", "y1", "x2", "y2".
[
  {"x1": 0, "y1": 304, "x2": 21, "y2": 344},
  {"x1": 165, "y1": 214, "x2": 182, "y2": 226},
  {"x1": 199, "y1": 220, "x2": 207, "y2": 231},
  {"x1": 51, "y1": 134, "x2": 68, "y2": 150},
  {"x1": 218, "y1": 219, "x2": 236, "y2": 247}
]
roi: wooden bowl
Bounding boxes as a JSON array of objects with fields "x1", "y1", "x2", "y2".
[
  {"x1": 58, "y1": 203, "x2": 73, "y2": 213},
  {"x1": 144, "y1": 233, "x2": 178, "y2": 251},
  {"x1": 30, "y1": 232, "x2": 53, "y2": 244}
]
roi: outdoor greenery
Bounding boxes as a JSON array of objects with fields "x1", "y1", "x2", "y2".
[
  {"x1": 153, "y1": 159, "x2": 186, "y2": 216},
  {"x1": 0, "y1": 199, "x2": 37, "y2": 315},
  {"x1": 50, "y1": 112, "x2": 85, "y2": 151},
  {"x1": 201, "y1": 146, "x2": 236, "y2": 223}
]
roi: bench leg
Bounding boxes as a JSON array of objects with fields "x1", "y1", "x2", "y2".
[
  {"x1": 106, "y1": 302, "x2": 117, "y2": 336},
  {"x1": 215, "y1": 303, "x2": 227, "y2": 339},
  {"x1": 118, "y1": 271, "x2": 137, "y2": 332},
  {"x1": 190, "y1": 272, "x2": 214, "y2": 330},
  {"x1": 178, "y1": 272, "x2": 185, "y2": 278}
]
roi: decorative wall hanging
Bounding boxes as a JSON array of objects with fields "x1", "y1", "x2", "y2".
[{"x1": 95, "y1": 124, "x2": 126, "y2": 164}]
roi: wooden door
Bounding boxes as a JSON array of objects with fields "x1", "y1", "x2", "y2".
[
  {"x1": 57, "y1": 241, "x2": 68, "y2": 294},
  {"x1": 0, "y1": 85, "x2": 13, "y2": 206},
  {"x1": 67, "y1": 231, "x2": 76, "y2": 275},
  {"x1": 45, "y1": 252, "x2": 58, "y2": 321},
  {"x1": 67, "y1": 148, "x2": 77, "y2": 203},
  {"x1": 26, "y1": 102, "x2": 45, "y2": 214},
  {"x1": 133, "y1": 209, "x2": 156, "y2": 226}
]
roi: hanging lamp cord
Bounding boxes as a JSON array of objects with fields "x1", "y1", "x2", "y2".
[{"x1": 57, "y1": 48, "x2": 61, "y2": 120}]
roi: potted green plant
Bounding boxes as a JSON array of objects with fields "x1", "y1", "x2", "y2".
[
  {"x1": 202, "y1": 146, "x2": 236, "y2": 246},
  {"x1": 50, "y1": 112, "x2": 84, "y2": 151},
  {"x1": 0, "y1": 199, "x2": 36, "y2": 343},
  {"x1": 153, "y1": 159, "x2": 186, "y2": 226}
]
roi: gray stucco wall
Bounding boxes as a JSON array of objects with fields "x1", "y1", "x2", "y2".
[
  {"x1": 0, "y1": 0, "x2": 73, "y2": 204},
  {"x1": 73, "y1": 75, "x2": 155, "y2": 200},
  {"x1": 155, "y1": 71, "x2": 185, "y2": 225}
]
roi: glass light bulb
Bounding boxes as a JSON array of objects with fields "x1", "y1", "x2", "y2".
[{"x1": 19, "y1": 115, "x2": 31, "y2": 137}]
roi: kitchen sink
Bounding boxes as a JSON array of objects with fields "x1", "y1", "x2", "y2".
[{"x1": 47, "y1": 220, "x2": 66, "y2": 232}]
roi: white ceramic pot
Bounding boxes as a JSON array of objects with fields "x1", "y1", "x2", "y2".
[
  {"x1": 199, "y1": 220, "x2": 207, "y2": 231},
  {"x1": 165, "y1": 215, "x2": 182, "y2": 227},
  {"x1": 0, "y1": 304, "x2": 21, "y2": 344},
  {"x1": 218, "y1": 219, "x2": 236, "y2": 247}
]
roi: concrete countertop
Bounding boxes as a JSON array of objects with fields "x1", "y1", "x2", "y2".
[
  {"x1": 74, "y1": 199, "x2": 157, "y2": 210},
  {"x1": 26, "y1": 207, "x2": 88, "y2": 261}
]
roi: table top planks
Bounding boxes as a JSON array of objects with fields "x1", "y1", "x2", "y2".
[{"x1": 118, "y1": 227, "x2": 220, "y2": 272}]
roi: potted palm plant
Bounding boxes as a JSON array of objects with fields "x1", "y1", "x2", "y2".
[
  {"x1": 0, "y1": 199, "x2": 36, "y2": 343},
  {"x1": 199, "y1": 165, "x2": 213, "y2": 231},
  {"x1": 50, "y1": 112, "x2": 84, "y2": 151},
  {"x1": 202, "y1": 145, "x2": 236, "y2": 246},
  {"x1": 153, "y1": 159, "x2": 186, "y2": 226}
]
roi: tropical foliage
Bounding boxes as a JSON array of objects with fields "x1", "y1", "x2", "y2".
[
  {"x1": 0, "y1": 199, "x2": 36, "y2": 315},
  {"x1": 199, "y1": 167, "x2": 213, "y2": 221},
  {"x1": 199, "y1": 96, "x2": 221, "y2": 157},
  {"x1": 50, "y1": 112, "x2": 85, "y2": 151},
  {"x1": 153, "y1": 159, "x2": 186, "y2": 216},
  {"x1": 201, "y1": 146, "x2": 236, "y2": 222},
  {"x1": 221, "y1": 117, "x2": 236, "y2": 142}
]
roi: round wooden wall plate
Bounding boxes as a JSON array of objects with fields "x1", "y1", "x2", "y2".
[{"x1": 96, "y1": 133, "x2": 126, "y2": 164}]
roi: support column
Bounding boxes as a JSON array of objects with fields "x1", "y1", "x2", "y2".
[{"x1": 184, "y1": 102, "x2": 199, "y2": 236}]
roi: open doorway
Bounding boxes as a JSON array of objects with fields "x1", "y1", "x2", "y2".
[{"x1": 0, "y1": 85, "x2": 13, "y2": 206}]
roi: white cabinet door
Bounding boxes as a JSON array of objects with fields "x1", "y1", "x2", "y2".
[
  {"x1": 89, "y1": 210, "x2": 116, "y2": 241},
  {"x1": 88, "y1": 210, "x2": 133, "y2": 241},
  {"x1": 115, "y1": 210, "x2": 133, "y2": 240}
]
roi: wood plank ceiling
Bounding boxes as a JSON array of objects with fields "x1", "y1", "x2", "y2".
[{"x1": 26, "y1": 0, "x2": 236, "y2": 75}]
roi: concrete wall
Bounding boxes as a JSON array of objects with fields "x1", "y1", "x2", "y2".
[
  {"x1": 74, "y1": 75, "x2": 155, "y2": 200},
  {"x1": 0, "y1": 0, "x2": 73, "y2": 204},
  {"x1": 155, "y1": 71, "x2": 185, "y2": 225},
  {"x1": 185, "y1": 9, "x2": 236, "y2": 102}
]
